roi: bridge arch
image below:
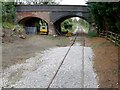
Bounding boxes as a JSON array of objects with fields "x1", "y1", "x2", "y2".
[
  {"x1": 52, "y1": 12, "x2": 88, "y2": 24},
  {"x1": 53, "y1": 14, "x2": 89, "y2": 35},
  {"x1": 16, "y1": 11, "x2": 50, "y2": 24},
  {"x1": 15, "y1": 5, "x2": 89, "y2": 35},
  {"x1": 18, "y1": 16, "x2": 49, "y2": 25},
  {"x1": 18, "y1": 16, "x2": 49, "y2": 33}
]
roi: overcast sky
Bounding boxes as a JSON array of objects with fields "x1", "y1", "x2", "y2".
[{"x1": 60, "y1": 0, "x2": 88, "y2": 5}]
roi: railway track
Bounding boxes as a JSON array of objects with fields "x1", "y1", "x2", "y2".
[
  {"x1": 47, "y1": 34, "x2": 85, "y2": 89},
  {"x1": 2, "y1": 32, "x2": 98, "y2": 88}
]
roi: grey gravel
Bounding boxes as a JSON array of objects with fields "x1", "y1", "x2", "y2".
[{"x1": 1, "y1": 42, "x2": 99, "y2": 88}]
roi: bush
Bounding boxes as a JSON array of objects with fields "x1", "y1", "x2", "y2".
[
  {"x1": 3, "y1": 22, "x2": 14, "y2": 29},
  {"x1": 61, "y1": 28, "x2": 68, "y2": 34},
  {"x1": 14, "y1": 25, "x2": 25, "y2": 34},
  {"x1": 88, "y1": 31, "x2": 98, "y2": 38}
]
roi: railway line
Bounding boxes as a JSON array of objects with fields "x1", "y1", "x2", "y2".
[
  {"x1": 2, "y1": 33, "x2": 98, "y2": 88},
  {"x1": 47, "y1": 34, "x2": 80, "y2": 89}
]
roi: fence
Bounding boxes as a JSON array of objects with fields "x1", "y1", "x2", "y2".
[{"x1": 99, "y1": 31, "x2": 120, "y2": 46}]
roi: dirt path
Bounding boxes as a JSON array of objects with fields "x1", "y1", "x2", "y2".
[
  {"x1": 2, "y1": 35, "x2": 99, "y2": 88},
  {"x1": 85, "y1": 37, "x2": 119, "y2": 88},
  {"x1": 2, "y1": 35, "x2": 71, "y2": 69}
]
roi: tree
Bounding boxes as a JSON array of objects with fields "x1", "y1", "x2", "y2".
[
  {"x1": 2, "y1": 0, "x2": 62, "y2": 29},
  {"x1": 88, "y1": 2, "x2": 120, "y2": 34},
  {"x1": 61, "y1": 19, "x2": 73, "y2": 30},
  {"x1": 2, "y1": 2, "x2": 15, "y2": 23}
]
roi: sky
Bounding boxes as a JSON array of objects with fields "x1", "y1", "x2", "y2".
[{"x1": 60, "y1": 0, "x2": 88, "y2": 5}]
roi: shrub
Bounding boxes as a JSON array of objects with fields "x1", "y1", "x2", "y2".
[
  {"x1": 14, "y1": 25, "x2": 25, "y2": 34},
  {"x1": 2, "y1": 22, "x2": 14, "y2": 29},
  {"x1": 88, "y1": 31, "x2": 98, "y2": 38}
]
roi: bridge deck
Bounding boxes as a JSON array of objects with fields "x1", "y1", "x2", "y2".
[{"x1": 15, "y1": 5, "x2": 88, "y2": 12}]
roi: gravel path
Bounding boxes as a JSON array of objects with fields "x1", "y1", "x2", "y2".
[{"x1": 1, "y1": 35, "x2": 98, "y2": 88}]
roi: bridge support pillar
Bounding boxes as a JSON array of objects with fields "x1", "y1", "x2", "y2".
[{"x1": 48, "y1": 22, "x2": 56, "y2": 35}]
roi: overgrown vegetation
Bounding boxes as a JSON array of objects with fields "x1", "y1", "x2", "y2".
[
  {"x1": 61, "y1": 18, "x2": 77, "y2": 34},
  {"x1": 87, "y1": 31, "x2": 98, "y2": 38},
  {"x1": 2, "y1": 22, "x2": 14, "y2": 29},
  {"x1": 61, "y1": 19, "x2": 73, "y2": 33},
  {"x1": 78, "y1": 18, "x2": 89, "y2": 33},
  {"x1": 88, "y1": 2, "x2": 120, "y2": 34},
  {"x1": 2, "y1": 2, "x2": 15, "y2": 29},
  {"x1": 2, "y1": 0, "x2": 60, "y2": 29}
]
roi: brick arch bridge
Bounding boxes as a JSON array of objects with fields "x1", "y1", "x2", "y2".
[{"x1": 15, "y1": 5, "x2": 89, "y2": 35}]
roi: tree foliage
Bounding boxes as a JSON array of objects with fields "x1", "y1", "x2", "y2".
[
  {"x1": 61, "y1": 19, "x2": 73, "y2": 30},
  {"x1": 2, "y1": 0, "x2": 61, "y2": 29},
  {"x1": 88, "y1": 2, "x2": 120, "y2": 34},
  {"x1": 2, "y1": 2, "x2": 15, "y2": 23},
  {"x1": 78, "y1": 18, "x2": 89, "y2": 33}
]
